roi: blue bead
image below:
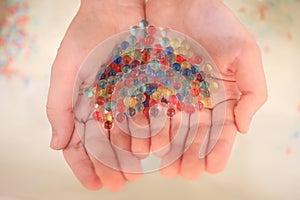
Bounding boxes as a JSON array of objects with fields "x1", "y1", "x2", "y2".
[
  {"x1": 149, "y1": 60, "x2": 160, "y2": 70},
  {"x1": 130, "y1": 26, "x2": 139, "y2": 36},
  {"x1": 176, "y1": 93, "x2": 184, "y2": 101},
  {"x1": 108, "y1": 77, "x2": 117, "y2": 85},
  {"x1": 146, "y1": 66, "x2": 154, "y2": 77},
  {"x1": 143, "y1": 99, "x2": 150, "y2": 107},
  {"x1": 121, "y1": 41, "x2": 130, "y2": 50},
  {"x1": 113, "y1": 55, "x2": 122, "y2": 65},
  {"x1": 109, "y1": 69, "x2": 117, "y2": 76},
  {"x1": 162, "y1": 79, "x2": 171, "y2": 86},
  {"x1": 134, "y1": 79, "x2": 140, "y2": 86},
  {"x1": 122, "y1": 64, "x2": 131, "y2": 73},
  {"x1": 182, "y1": 68, "x2": 192, "y2": 77},
  {"x1": 98, "y1": 80, "x2": 107, "y2": 89},
  {"x1": 160, "y1": 37, "x2": 170, "y2": 47},
  {"x1": 172, "y1": 63, "x2": 181, "y2": 71},
  {"x1": 96, "y1": 71, "x2": 103, "y2": 80},
  {"x1": 164, "y1": 46, "x2": 174, "y2": 55},
  {"x1": 191, "y1": 65, "x2": 200, "y2": 74},
  {"x1": 156, "y1": 70, "x2": 165, "y2": 78},
  {"x1": 83, "y1": 88, "x2": 93, "y2": 98},
  {"x1": 128, "y1": 35, "x2": 137, "y2": 45}
]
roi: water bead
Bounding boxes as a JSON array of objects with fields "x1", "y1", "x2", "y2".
[
  {"x1": 190, "y1": 80, "x2": 200, "y2": 88},
  {"x1": 175, "y1": 55, "x2": 186, "y2": 63},
  {"x1": 196, "y1": 72, "x2": 205, "y2": 82},
  {"x1": 117, "y1": 101, "x2": 126, "y2": 113},
  {"x1": 116, "y1": 72, "x2": 124, "y2": 82},
  {"x1": 127, "y1": 107, "x2": 136, "y2": 117},
  {"x1": 160, "y1": 37, "x2": 170, "y2": 47},
  {"x1": 182, "y1": 68, "x2": 192, "y2": 77},
  {"x1": 169, "y1": 95, "x2": 178, "y2": 105},
  {"x1": 120, "y1": 41, "x2": 130, "y2": 50},
  {"x1": 142, "y1": 51, "x2": 151, "y2": 62},
  {"x1": 122, "y1": 55, "x2": 132, "y2": 64},
  {"x1": 181, "y1": 40, "x2": 191, "y2": 50},
  {"x1": 94, "y1": 111, "x2": 103, "y2": 121},
  {"x1": 167, "y1": 108, "x2": 176, "y2": 117},
  {"x1": 138, "y1": 74, "x2": 148, "y2": 83},
  {"x1": 199, "y1": 98, "x2": 212, "y2": 108},
  {"x1": 116, "y1": 113, "x2": 125, "y2": 123},
  {"x1": 150, "y1": 106, "x2": 160, "y2": 117},
  {"x1": 104, "y1": 120, "x2": 113, "y2": 130},
  {"x1": 204, "y1": 63, "x2": 213, "y2": 73},
  {"x1": 184, "y1": 95, "x2": 194, "y2": 104},
  {"x1": 139, "y1": 19, "x2": 149, "y2": 28},
  {"x1": 176, "y1": 93, "x2": 184, "y2": 101},
  {"x1": 119, "y1": 88, "x2": 128, "y2": 98},
  {"x1": 128, "y1": 35, "x2": 137, "y2": 46},
  {"x1": 164, "y1": 46, "x2": 174, "y2": 55},
  {"x1": 170, "y1": 38, "x2": 181, "y2": 49},
  {"x1": 135, "y1": 103, "x2": 145, "y2": 112},
  {"x1": 130, "y1": 25, "x2": 139, "y2": 36},
  {"x1": 103, "y1": 113, "x2": 113, "y2": 121},
  {"x1": 113, "y1": 55, "x2": 122, "y2": 65},
  {"x1": 156, "y1": 69, "x2": 165, "y2": 78},
  {"x1": 144, "y1": 36, "x2": 155, "y2": 46},
  {"x1": 146, "y1": 66, "x2": 155, "y2": 77},
  {"x1": 190, "y1": 88, "x2": 200, "y2": 97},
  {"x1": 181, "y1": 61, "x2": 191, "y2": 69},
  {"x1": 130, "y1": 69, "x2": 139, "y2": 79},
  {"x1": 173, "y1": 82, "x2": 181, "y2": 90},
  {"x1": 136, "y1": 93, "x2": 146, "y2": 102},
  {"x1": 176, "y1": 102, "x2": 185, "y2": 111},
  {"x1": 108, "y1": 69, "x2": 117, "y2": 76},
  {"x1": 147, "y1": 25, "x2": 156, "y2": 35},
  {"x1": 185, "y1": 50, "x2": 194, "y2": 58},
  {"x1": 133, "y1": 79, "x2": 140, "y2": 86},
  {"x1": 112, "y1": 47, "x2": 122, "y2": 56},
  {"x1": 186, "y1": 74, "x2": 195, "y2": 82},
  {"x1": 172, "y1": 62, "x2": 181, "y2": 71},
  {"x1": 149, "y1": 60, "x2": 160, "y2": 70},
  {"x1": 210, "y1": 81, "x2": 219, "y2": 91},
  {"x1": 134, "y1": 42, "x2": 144, "y2": 51},
  {"x1": 83, "y1": 88, "x2": 93, "y2": 98},
  {"x1": 105, "y1": 100, "x2": 117, "y2": 112},
  {"x1": 106, "y1": 84, "x2": 115, "y2": 94},
  {"x1": 151, "y1": 91, "x2": 162, "y2": 101},
  {"x1": 107, "y1": 76, "x2": 117, "y2": 85},
  {"x1": 162, "y1": 78, "x2": 171, "y2": 87},
  {"x1": 185, "y1": 104, "x2": 195, "y2": 114},
  {"x1": 124, "y1": 78, "x2": 134, "y2": 87},
  {"x1": 167, "y1": 54, "x2": 175, "y2": 63},
  {"x1": 200, "y1": 90, "x2": 210, "y2": 98},
  {"x1": 156, "y1": 52, "x2": 166, "y2": 62},
  {"x1": 131, "y1": 60, "x2": 140, "y2": 68},
  {"x1": 191, "y1": 65, "x2": 200, "y2": 74},
  {"x1": 98, "y1": 80, "x2": 107, "y2": 89},
  {"x1": 96, "y1": 96, "x2": 106, "y2": 106},
  {"x1": 200, "y1": 81, "x2": 210, "y2": 90},
  {"x1": 139, "y1": 85, "x2": 147, "y2": 93}
]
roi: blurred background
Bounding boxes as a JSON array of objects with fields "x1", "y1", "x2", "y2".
[{"x1": 0, "y1": 0, "x2": 299, "y2": 199}]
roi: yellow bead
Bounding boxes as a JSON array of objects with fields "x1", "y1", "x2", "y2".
[
  {"x1": 174, "y1": 47, "x2": 184, "y2": 54},
  {"x1": 199, "y1": 98, "x2": 213, "y2": 109},
  {"x1": 124, "y1": 97, "x2": 137, "y2": 107},
  {"x1": 209, "y1": 81, "x2": 219, "y2": 92},
  {"x1": 190, "y1": 80, "x2": 200, "y2": 88},
  {"x1": 185, "y1": 50, "x2": 194, "y2": 58},
  {"x1": 204, "y1": 63, "x2": 213, "y2": 73},
  {"x1": 170, "y1": 38, "x2": 181, "y2": 49},
  {"x1": 103, "y1": 113, "x2": 113, "y2": 121},
  {"x1": 181, "y1": 40, "x2": 191, "y2": 50},
  {"x1": 151, "y1": 91, "x2": 162, "y2": 101},
  {"x1": 181, "y1": 61, "x2": 191, "y2": 69}
]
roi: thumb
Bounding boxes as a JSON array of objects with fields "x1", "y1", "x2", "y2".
[
  {"x1": 234, "y1": 38, "x2": 268, "y2": 133},
  {"x1": 47, "y1": 43, "x2": 78, "y2": 150}
]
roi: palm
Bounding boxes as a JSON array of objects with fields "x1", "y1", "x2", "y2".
[
  {"x1": 146, "y1": 0, "x2": 267, "y2": 179},
  {"x1": 47, "y1": 3, "x2": 145, "y2": 190}
]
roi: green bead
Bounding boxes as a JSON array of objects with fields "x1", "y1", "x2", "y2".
[{"x1": 200, "y1": 81, "x2": 210, "y2": 90}]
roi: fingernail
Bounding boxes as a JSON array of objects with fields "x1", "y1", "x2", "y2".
[{"x1": 50, "y1": 133, "x2": 59, "y2": 149}]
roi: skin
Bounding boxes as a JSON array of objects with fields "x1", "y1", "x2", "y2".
[
  {"x1": 0, "y1": 0, "x2": 6, "y2": 25},
  {"x1": 146, "y1": 0, "x2": 267, "y2": 179},
  {"x1": 46, "y1": 0, "x2": 267, "y2": 190},
  {"x1": 46, "y1": 0, "x2": 146, "y2": 191}
]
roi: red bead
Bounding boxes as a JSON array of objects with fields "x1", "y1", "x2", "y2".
[
  {"x1": 148, "y1": 25, "x2": 156, "y2": 35},
  {"x1": 104, "y1": 121, "x2": 113, "y2": 130},
  {"x1": 142, "y1": 51, "x2": 151, "y2": 62},
  {"x1": 175, "y1": 55, "x2": 186, "y2": 63},
  {"x1": 106, "y1": 85, "x2": 114, "y2": 94},
  {"x1": 93, "y1": 111, "x2": 103, "y2": 121},
  {"x1": 167, "y1": 108, "x2": 176, "y2": 117},
  {"x1": 96, "y1": 96, "x2": 106, "y2": 106},
  {"x1": 131, "y1": 60, "x2": 140, "y2": 68},
  {"x1": 150, "y1": 100, "x2": 158, "y2": 107},
  {"x1": 122, "y1": 55, "x2": 132, "y2": 64},
  {"x1": 169, "y1": 95, "x2": 178, "y2": 105},
  {"x1": 190, "y1": 88, "x2": 200, "y2": 97},
  {"x1": 116, "y1": 64, "x2": 122, "y2": 72},
  {"x1": 144, "y1": 36, "x2": 155, "y2": 45},
  {"x1": 176, "y1": 102, "x2": 185, "y2": 111},
  {"x1": 185, "y1": 104, "x2": 195, "y2": 114},
  {"x1": 153, "y1": 44, "x2": 163, "y2": 54}
]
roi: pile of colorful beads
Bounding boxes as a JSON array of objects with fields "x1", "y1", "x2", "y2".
[{"x1": 83, "y1": 20, "x2": 219, "y2": 130}]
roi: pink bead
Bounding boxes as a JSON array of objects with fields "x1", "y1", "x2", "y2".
[
  {"x1": 93, "y1": 111, "x2": 103, "y2": 121},
  {"x1": 116, "y1": 113, "x2": 125, "y2": 123},
  {"x1": 192, "y1": 55, "x2": 203, "y2": 65},
  {"x1": 124, "y1": 78, "x2": 134, "y2": 87},
  {"x1": 130, "y1": 69, "x2": 139, "y2": 78},
  {"x1": 169, "y1": 95, "x2": 178, "y2": 105},
  {"x1": 185, "y1": 104, "x2": 195, "y2": 114},
  {"x1": 198, "y1": 101, "x2": 204, "y2": 110},
  {"x1": 148, "y1": 25, "x2": 156, "y2": 35}
]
